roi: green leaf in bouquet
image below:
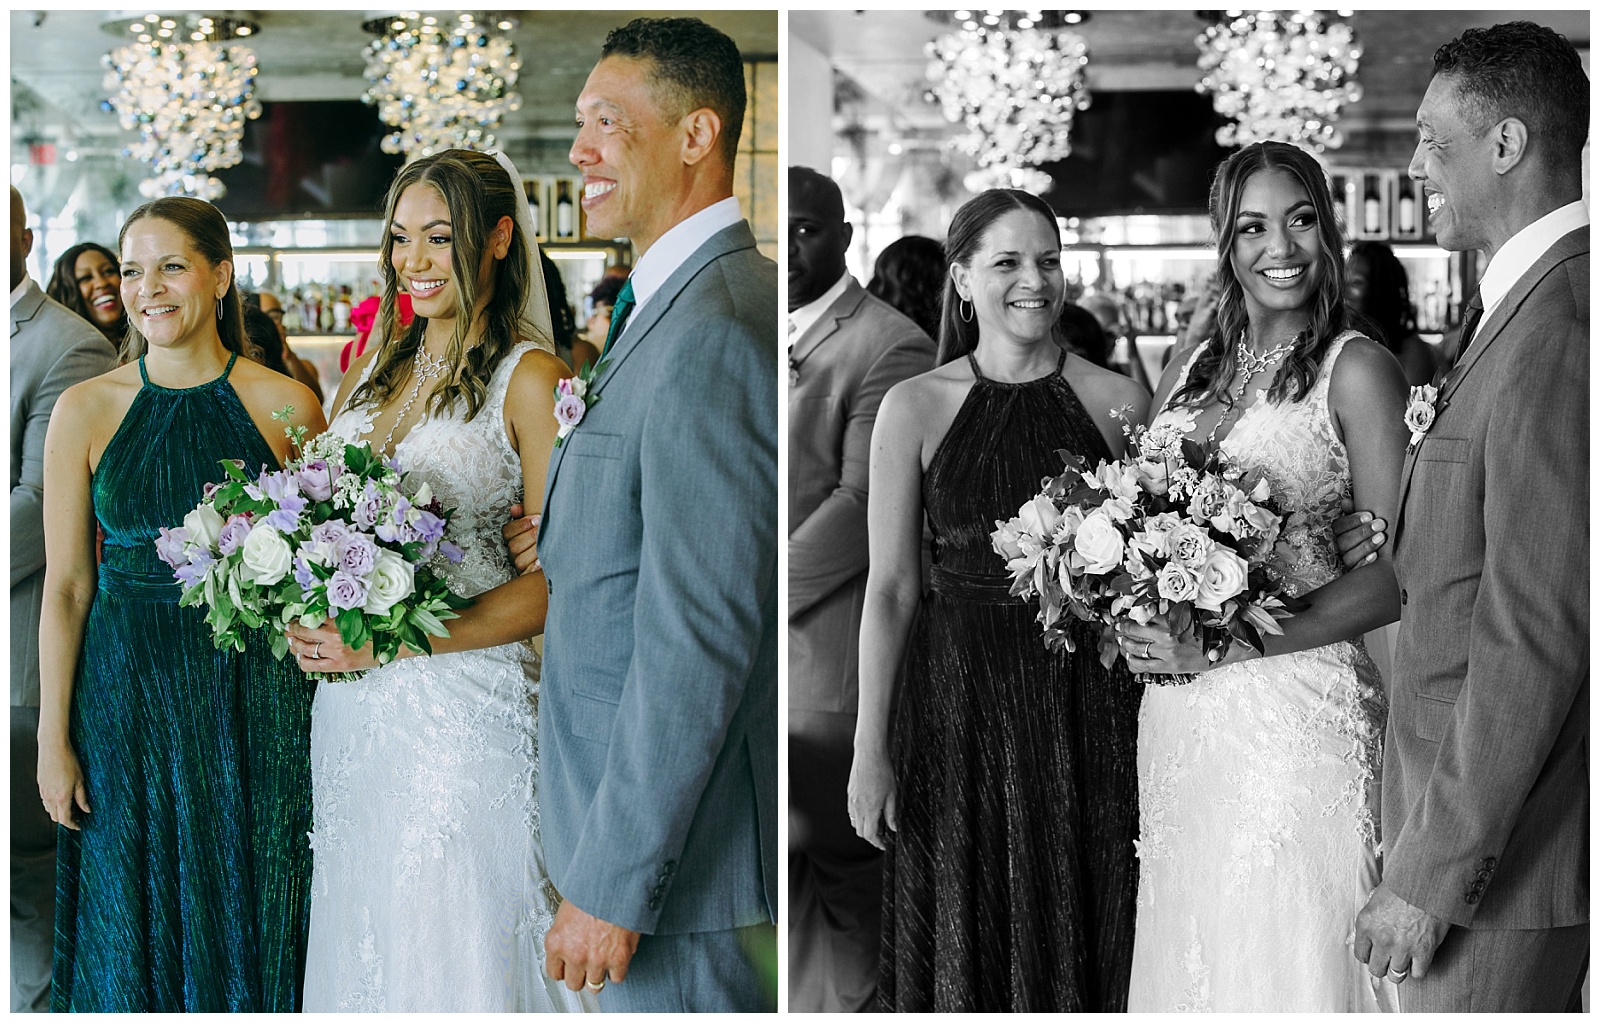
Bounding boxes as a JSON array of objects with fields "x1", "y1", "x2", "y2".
[
  {"x1": 409, "y1": 606, "x2": 451, "y2": 638},
  {"x1": 441, "y1": 590, "x2": 474, "y2": 611},
  {"x1": 1241, "y1": 601, "x2": 1288, "y2": 636},
  {"x1": 1168, "y1": 603, "x2": 1194, "y2": 636},
  {"x1": 1180, "y1": 438, "x2": 1208, "y2": 469},
  {"x1": 239, "y1": 607, "x2": 263, "y2": 630},
  {"x1": 1055, "y1": 448, "x2": 1089, "y2": 473},
  {"x1": 335, "y1": 607, "x2": 370, "y2": 652},
  {"x1": 1097, "y1": 629, "x2": 1122, "y2": 669},
  {"x1": 220, "y1": 458, "x2": 251, "y2": 482},
  {"x1": 344, "y1": 443, "x2": 371, "y2": 475},
  {"x1": 270, "y1": 631, "x2": 291, "y2": 661},
  {"x1": 1228, "y1": 615, "x2": 1265, "y2": 654}
]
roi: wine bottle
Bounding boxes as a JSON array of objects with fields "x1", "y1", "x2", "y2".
[
  {"x1": 529, "y1": 184, "x2": 543, "y2": 240},
  {"x1": 1396, "y1": 177, "x2": 1417, "y2": 235},
  {"x1": 1363, "y1": 177, "x2": 1382, "y2": 235},
  {"x1": 556, "y1": 180, "x2": 575, "y2": 239}
]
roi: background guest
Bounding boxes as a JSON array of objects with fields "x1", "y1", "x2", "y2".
[
  {"x1": 1055, "y1": 301, "x2": 1112, "y2": 368},
  {"x1": 45, "y1": 243, "x2": 127, "y2": 353},
  {"x1": 865, "y1": 234, "x2": 945, "y2": 342},
  {"x1": 241, "y1": 304, "x2": 292, "y2": 378},
  {"x1": 249, "y1": 291, "x2": 323, "y2": 400},
  {"x1": 583, "y1": 272, "x2": 625, "y2": 354},
  {"x1": 540, "y1": 250, "x2": 599, "y2": 372},
  {"x1": 1346, "y1": 240, "x2": 1440, "y2": 386},
  {"x1": 787, "y1": 165, "x2": 935, "y2": 1012},
  {"x1": 1080, "y1": 291, "x2": 1154, "y2": 390},
  {"x1": 10, "y1": 186, "x2": 119, "y2": 1014}
]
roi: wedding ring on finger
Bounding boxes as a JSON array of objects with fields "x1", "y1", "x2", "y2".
[
  {"x1": 1388, "y1": 968, "x2": 1409, "y2": 983},
  {"x1": 314, "y1": 641, "x2": 323, "y2": 659},
  {"x1": 585, "y1": 977, "x2": 606, "y2": 992}
]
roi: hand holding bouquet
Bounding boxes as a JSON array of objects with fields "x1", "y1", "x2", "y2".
[
  {"x1": 157, "y1": 409, "x2": 472, "y2": 681},
  {"x1": 990, "y1": 407, "x2": 1297, "y2": 684}
]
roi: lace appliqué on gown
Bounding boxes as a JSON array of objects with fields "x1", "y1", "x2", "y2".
[
  {"x1": 303, "y1": 342, "x2": 593, "y2": 1012},
  {"x1": 1128, "y1": 333, "x2": 1391, "y2": 1013}
]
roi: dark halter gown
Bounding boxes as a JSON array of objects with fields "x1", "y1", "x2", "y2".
[
  {"x1": 52, "y1": 353, "x2": 314, "y2": 1011},
  {"x1": 879, "y1": 350, "x2": 1141, "y2": 1011}
]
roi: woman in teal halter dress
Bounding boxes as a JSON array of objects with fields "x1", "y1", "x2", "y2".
[{"x1": 35, "y1": 197, "x2": 326, "y2": 1011}]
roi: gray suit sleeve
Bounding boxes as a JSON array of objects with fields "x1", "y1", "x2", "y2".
[
  {"x1": 1383, "y1": 310, "x2": 1589, "y2": 925},
  {"x1": 556, "y1": 306, "x2": 777, "y2": 933},
  {"x1": 788, "y1": 323, "x2": 934, "y2": 620},
  {"x1": 12, "y1": 329, "x2": 118, "y2": 587}
]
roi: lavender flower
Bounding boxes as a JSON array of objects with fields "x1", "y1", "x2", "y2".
[
  {"x1": 326, "y1": 570, "x2": 370, "y2": 611},
  {"x1": 292, "y1": 555, "x2": 318, "y2": 596},
  {"x1": 294, "y1": 459, "x2": 337, "y2": 502},
  {"x1": 554, "y1": 394, "x2": 587, "y2": 428},
  {"x1": 174, "y1": 548, "x2": 216, "y2": 588},
  {"x1": 309, "y1": 520, "x2": 350, "y2": 547},
  {"x1": 217, "y1": 516, "x2": 253, "y2": 556},
  {"x1": 155, "y1": 526, "x2": 191, "y2": 569},
  {"x1": 264, "y1": 507, "x2": 303, "y2": 534},
  {"x1": 439, "y1": 540, "x2": 465, "y2": 565},
  {"x1": 335, "y1": 533, "x2": 378, "y2": 578},
  {"x1": 352, "y1": 483, "x2": 384, "y2": 529}
]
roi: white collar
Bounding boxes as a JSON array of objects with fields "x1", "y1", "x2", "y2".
[
  {"x1": 787, "y1": 271, "x2": 851, "y2": 342},
  {"x1": 11, "y1": 274, "x2": 34, "y2": 310},
  {"x1": 1478, "y1": 200, "x2": 1589, "y2": 323},
  {"x1": 626, "y1": 196, "x2": 743, "y2": 315}
]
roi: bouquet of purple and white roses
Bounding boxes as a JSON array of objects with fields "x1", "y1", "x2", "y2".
[
  {"x1": 157, "y1": 408, "x2": 472, "y2": 681},
  {"x1": 991, "y1": 407, "x2": 1299, "y2": 683}
]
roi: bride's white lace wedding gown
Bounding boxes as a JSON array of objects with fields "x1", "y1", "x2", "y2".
[
  {"x1": 302, "y1": 342, "x2": 594, "y2": 1012},
  {"x1": 1128, "y1": 333, "x2": 1393, "y2": 1012}
]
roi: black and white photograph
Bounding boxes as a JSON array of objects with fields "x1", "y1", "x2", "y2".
[{"x1": 788, "y1": 9, "x2": 1588, "y2": 1013}]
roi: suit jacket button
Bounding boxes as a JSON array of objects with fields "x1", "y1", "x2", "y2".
[
  {"x1": 1484, "y1": 857, "x2": 1497, "y2": 869},
  {"x1": 547, "y1": 577, "x2": 553, "y2": 595},
  {"x1": 1400, "y1": 589, "x2": 1407, "y2": 605},
  {"x1": 648, "y1": 897, "x2": 661, "y2": 911},
  {"x1": 1464, "y1": 893, "x2": 1480, "y2": 905}
]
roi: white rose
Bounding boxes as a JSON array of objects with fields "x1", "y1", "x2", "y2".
[
  {"x1": 413, "y1": 482, "x2": 434, "y2": 507},
  {"x1": 1072, "y1": 509, "x2": 1126, "y2": 574},
  {"x1": 1016, "y1": 494, "x2": 1062, "y2": 540},
  {"x1": 364, "y1": 548, "x2": 416, "y2": 615},
  {"x1": 183, "y1": 504, "x2": 225, "y2": 550},
  {"x1": 1156, "y1": 562, "x2": 1200, "y2": 603},
  {"x1": 1195, "y1": 548, "x2": 1250, "y2": 611},
  {"x1": 239, "y1": 525, "x2": 292, "y2": 586}
]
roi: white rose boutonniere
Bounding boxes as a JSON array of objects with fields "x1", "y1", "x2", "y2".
[{"x1": 1404, "y1": 384, "x2": 1440, "y2": 451}]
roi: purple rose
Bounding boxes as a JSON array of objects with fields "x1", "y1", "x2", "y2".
[
  {"x1": 155, "y1": 526, "x2": 190, "y2": 569},
  {"x1": 352, "y1": 483, "x2": 383, "y2": 529},
  {"x1": 174, "y1": 548, "x2": 215, "y2": 587},
  {"x1": 335, "y1": 533, "x2": 377, "y2": 577},
  {"x1": 439, "y1": 540, "x2": 465, "y2": 565},
  {"x1": 326, "y1": 570, "x2": 370, "y2": 611},
  {"x1": 217, "y1": 516, "x2": 253, "y2": 556},
  {"x1": 309, "y1": 520, "x2": 349, "y2": 547},
  {"x1": 554, "y1": 394, "x2": 586, "y2": 428},
  {"x1": 294, "y1": 459, "x2": 336, "y2": 502}
]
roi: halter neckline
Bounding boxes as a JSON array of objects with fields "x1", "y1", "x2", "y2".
[
  {"x1": 138, "y1": 351, "x2": 239, "y2": 392},
  {"x1": 966, "y1": 349, "x2": 1067, "y2": 386}
]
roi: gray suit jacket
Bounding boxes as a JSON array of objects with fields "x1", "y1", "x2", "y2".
[
  {"x1": 789, "y1": 278, "x2": 934, "y2": 713},
  {"x1": 10, "y1": 280, "x2": 119, "y2": 707},
  {"x1": 1387, "y1": 227, "x2": 1588, "y2": 930},
  {"x1": 537, "y1": 220, "x2": 778, "y2": 936}
]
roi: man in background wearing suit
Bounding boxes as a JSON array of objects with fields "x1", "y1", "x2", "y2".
[
  {"x1": 787, "y1": 166, "x2": 935, "y2": 1011},
  {"x1": 10, "y1": 186, "x2": 119, "y2": 1011},
  {"x1": 532, "y1": 17, "x2": 777, "y2": 1012},
  {"x1": 1347, "y1": 22, "x2": 1588, "y2": 1011}
]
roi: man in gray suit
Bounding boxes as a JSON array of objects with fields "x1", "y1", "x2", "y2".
[
  {"x1": 534, "y1": 17, "x2": 777, "y2": 1012},
  {"x1": 787, "y1": 166, "x2": 934, "y2": 1011},
  {"x1": 10, "y1": 186, "x2": 119, "y2": 1010},
  {"x1": 1346, "y1": 23, "x2": 1588, "y2": 1011}
]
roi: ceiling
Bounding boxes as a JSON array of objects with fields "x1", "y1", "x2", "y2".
[
  {"x1": 791, "y1": 9, "x2": 1591, "y2": 137},
  {"x1": 10, "y1": 9, "x2": 780, "y2": 151}
]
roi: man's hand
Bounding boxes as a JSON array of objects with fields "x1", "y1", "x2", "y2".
[
  {"x1": 502, "y1": 502, "x2": 541, "y2": 575},
  {"x1": 1352, "y1": 884, "x2": 1450, "y2": 984},
  {"x1": 545, "y1": 898, "x2": 641, "y2": 993},
  {"x1": 1333, "y1": 496, "x2": 1387, "y2": 570}
]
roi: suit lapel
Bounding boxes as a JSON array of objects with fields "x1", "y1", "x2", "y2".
[
  {"x1": 540, "y1": 220, "x2": 759, "y2": 541},
  {"x1": 790, "y1": 278, "x2": 866, "y2": 366},
  {"x1": 11, "y1": 280, "x2": 46, "y2": 338},
  {"x1": 1395, "y1": 226, "x2": 1589, "y2": 526}
]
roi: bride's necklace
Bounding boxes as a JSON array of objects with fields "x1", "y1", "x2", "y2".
[
  {"x1": 1207, "y1": 331, "x2": 1298, "y2": 445},
  {"x1": 382, "y1": 345, "x2": 451, "y2": 452}
]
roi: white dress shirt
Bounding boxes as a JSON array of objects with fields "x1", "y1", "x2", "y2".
[
  {"x1": 787, "y1": 271, "x2": 850, "y2": 341},
  {"x1": 1474, "y1": 200, "x2": 1590, "y2": 333},
  {"x1": 624, "y1": 195, "x2": 744, "y2": 328},
  {"x1": 12, "y1": 273, "x2": 33, "y2": 310}
]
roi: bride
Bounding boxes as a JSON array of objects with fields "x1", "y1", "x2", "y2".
[
  {"x1": 1114, "y1": 141, "x2": 1409, "y2": 1011},
  {"x1": 285, "y1": 149, "x2": 594, "y2": 1012}
]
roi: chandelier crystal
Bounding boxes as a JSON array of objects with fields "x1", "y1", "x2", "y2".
[
  {"x1": 925, "y1": 12, "x2": 1091, "y2": 193},
  {"x1": 362, "y1": 12, "x2": 523, "y2": 159},
  {"x1": 101, "y1": 16, "x2": 262, "y2": 200},
  {"x1": 1196, "y1": 10, "x2": 1363, "y2": 151}
]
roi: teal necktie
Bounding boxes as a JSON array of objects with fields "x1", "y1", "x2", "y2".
[{"x1": 602, "y1": 277, "x2": 636, "y2": 357}]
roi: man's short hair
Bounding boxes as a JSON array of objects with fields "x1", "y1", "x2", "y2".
[
  {"x1": 602, "y1": 17, "x2": 747, "y2": 165},
  {"x1": 788, "y1": 166, "x2": 845, "y2": 223},
  {"x1": 1432, "y1": 21, "x2": 1589, "y2": 168}
]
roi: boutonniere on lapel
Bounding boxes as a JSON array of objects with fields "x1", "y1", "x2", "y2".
[
  {"x1": 552, "y1": 358, "x2": 609, "y2": 447},
  {"x1": 1403, "y1": 383, "x2": 1439, "y2": 451}
]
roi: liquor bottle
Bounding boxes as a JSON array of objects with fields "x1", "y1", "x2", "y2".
[
  {"x1": 1396, "y1": 177, "x2": 1417, "y2": 235},
  {"x1": 529, "y1": 183, "x2": 543, "y2": 240},
  {"x1": 332, "y1": 286, "x2": 351, "y2": 333},
  {"x1": 555, "y1": 180, "x2": 575, "y2": 239},
  {"x1": 283, "y1": 291, "x2": 302, "y2": 334},
  {"x1": 1363, "y1": 176, "x2": 1383, "y2": 235}
]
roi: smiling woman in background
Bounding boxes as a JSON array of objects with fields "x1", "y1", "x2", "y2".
[{"x1": 46, "y1": 242, "x2": 129, "y2": 351}]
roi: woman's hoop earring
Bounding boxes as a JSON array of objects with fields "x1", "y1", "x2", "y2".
[
  {"x1": 216, "y1": 298, "x2": 224, "y2": 322},
  {"x1": 958, "y1": 298, "x2": 974, "y2": 323}
]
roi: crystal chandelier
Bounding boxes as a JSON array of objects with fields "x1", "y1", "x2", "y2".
[
  {"x1": 361, "y1": 12, "x2": 523, "y2": 159},
  {"x1": 101, "y1": 14, "x2": 263, "y2": 200},
  {"x1": 925, "y1": 10, "x2": 1091, "y2": 194},
  {"x1": 1196, "y1": 10, "x2": 1363, "y2": 151}
]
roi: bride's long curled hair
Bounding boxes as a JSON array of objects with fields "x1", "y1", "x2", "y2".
[
  {"x1": 1169, "y1": 141, "x2": 1352, "y2": 411},
  {"x1": 349, "y1": 149, "x2": 547, "y2": 423}
]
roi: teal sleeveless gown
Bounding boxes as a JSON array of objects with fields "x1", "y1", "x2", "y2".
[{"x1": 51, "y1": 353, "x2": 315, "y2": 1011}]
